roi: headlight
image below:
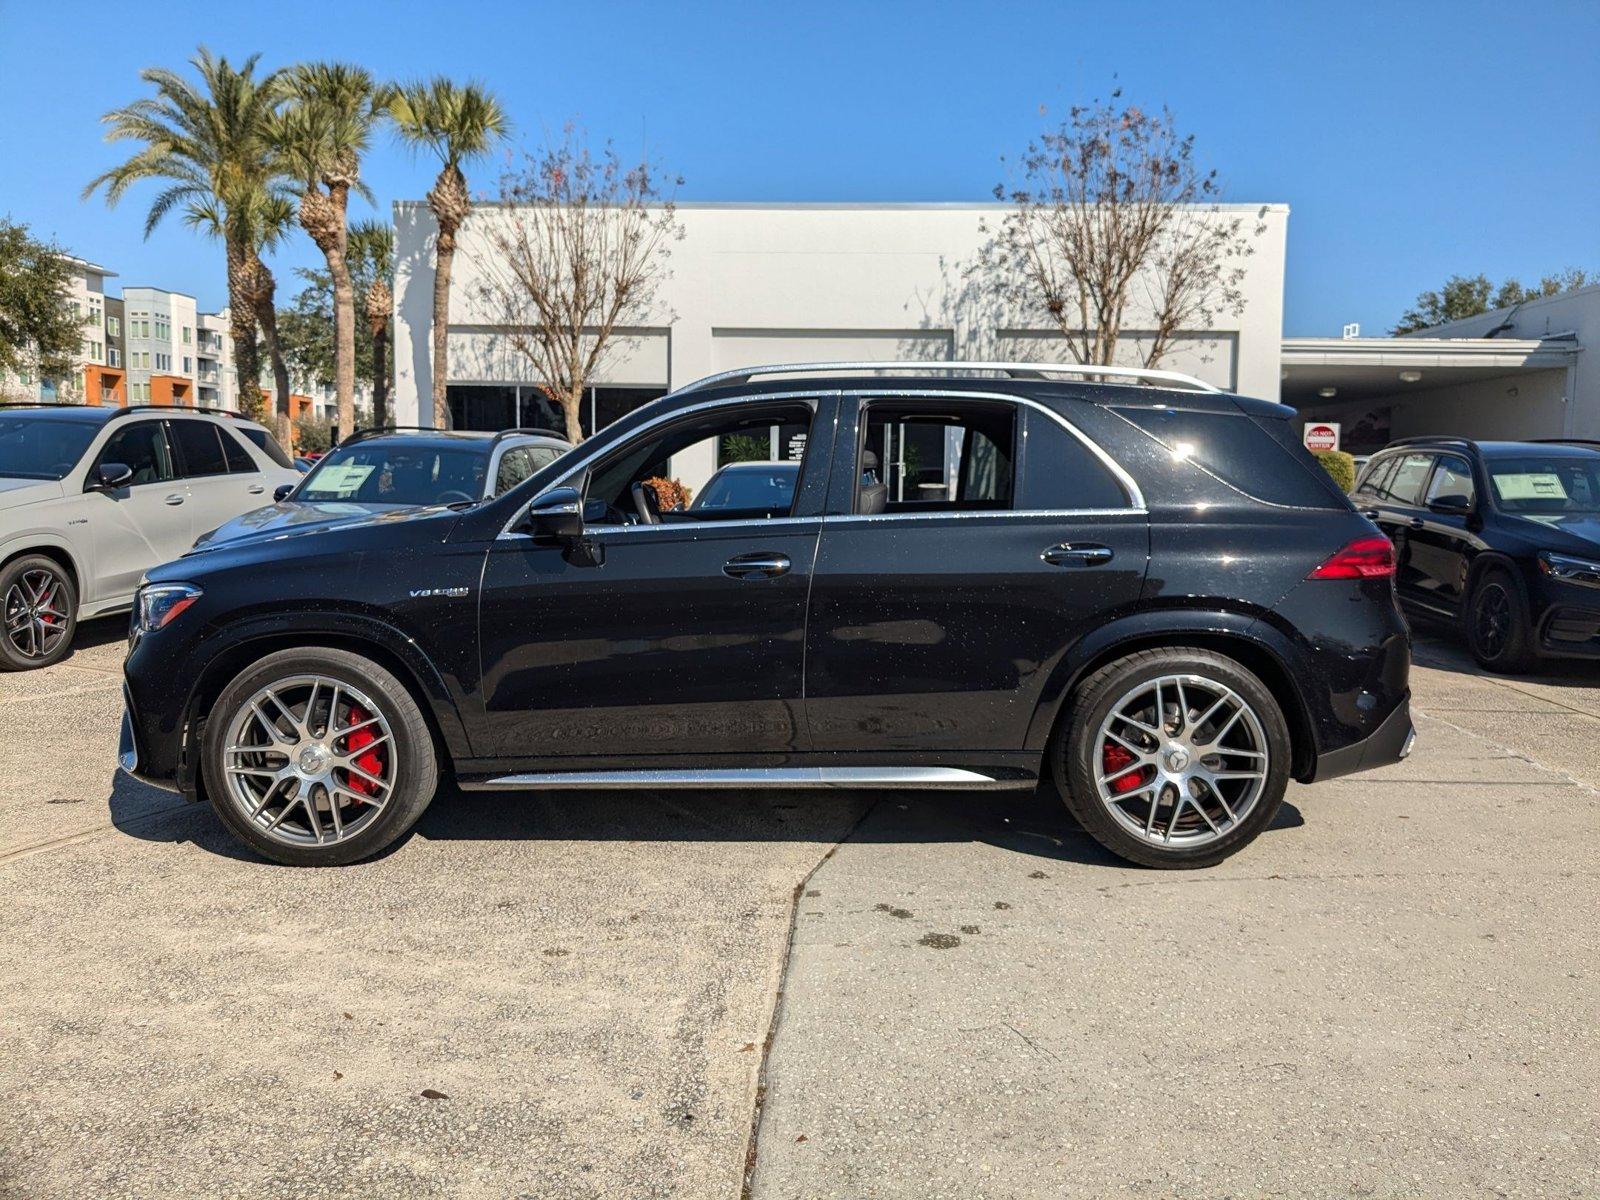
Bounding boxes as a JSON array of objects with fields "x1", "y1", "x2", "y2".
[
  {"x1": 1538, "y1": 551, "x2": 1600, "y2": 588},
  {"x1": 135, "y1": 583, "x2": 203, "y2": 633}
]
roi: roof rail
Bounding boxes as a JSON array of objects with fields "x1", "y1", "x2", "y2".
[
  {"x1": 110, "y1": 403, "x2": 250, "y2": 420},
  {"x1": 674, "y1": 360, "x2": 1222, "y2": 395},
  {"x1": 1528, "y1": 438, "x2": 1600, "y2": 448},
  {"x1": 1384, "y1": 435, "x2": 1480, "y2": 451},
  {"x1": 492, "y1": 426, "x2": 571, "y2": 444}
]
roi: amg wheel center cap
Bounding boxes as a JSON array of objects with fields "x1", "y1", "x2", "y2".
[
  {"x1": 1165, "y1": 748, "x2": 1191, "y2": 772},
  {"x1": 297, "y1": 744, "x2": 332, "y2": 776}
]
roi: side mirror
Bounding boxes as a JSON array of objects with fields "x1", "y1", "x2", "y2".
[
  {"x1": 273, "y1": 483, "x2": 295, "y2": 502},
  {"x1": 521, "y1": 486, "x2": 585, "y2": 539},
  {"x1": 91, "y1": 462, "x2": 134, "y2": 491},
  {"x1": 1427, "y1": 494, "x2": 1473, "y2": 516}
]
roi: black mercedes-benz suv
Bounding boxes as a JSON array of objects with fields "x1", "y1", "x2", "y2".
[
  {"x1": 120, "y1": 362, "x2": 1414, "y2": 869},
  {"x1": 1352, "y1": 436, "x2": 1600, "y2": 672}
]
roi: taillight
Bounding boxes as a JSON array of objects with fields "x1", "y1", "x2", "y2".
[{"x1": 1307, "y1": 536, "x2": 1396, "y2": 580}]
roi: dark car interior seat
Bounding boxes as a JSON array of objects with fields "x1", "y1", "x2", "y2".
[{"x1": 858, "y1": 449, "x2": 888, "y2": 515}]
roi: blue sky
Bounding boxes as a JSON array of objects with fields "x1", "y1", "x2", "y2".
[{"x1": 1, "y1": 0, "x2": 1595, "y2": 335}]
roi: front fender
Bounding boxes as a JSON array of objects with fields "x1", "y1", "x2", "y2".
[{"x1": 181, "y1": 608, "x2": 475, "y2": 763}]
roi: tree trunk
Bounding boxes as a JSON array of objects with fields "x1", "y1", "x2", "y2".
[
  {"x1": 225, "y1": 240, "x2": 262, "y2": 418},
  {"x1": 366, "y1": 277, "x2": 392, "y2": 428},
  {"x1": 300, "y1": 185, "x2": 357, "y2": 439},
  {"x1": 561, "y1": 384, "x2": 584, "y2": 443},
  {"x1": 370, "y1": 324, "x2": 389, "y2": 427},
  {"x1": 427, "y1": 164, "x2": 471, "y2": 430}
]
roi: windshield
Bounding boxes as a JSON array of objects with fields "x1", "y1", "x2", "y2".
[
  {"x1": 1486, "y1": 454, "x2": 1600, "y2": 516},
  {"x1": 0, "y1": 415, "x2": 100, "y2": 481},
  {"x1": 295, "y1": 442, "x2": 489, "y2": 506},
  {"x1": 690, "y1": 464, "x2": 800, "y2": 512}
]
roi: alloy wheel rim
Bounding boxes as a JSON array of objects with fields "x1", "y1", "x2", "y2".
[
  {"x1": 1474, "y1": 585, "x2": 1510, "y2": 657},
  {"x1": 1093, "y1": 673, "x2": 1269, "y2": 849},
  {"x1": 4, "y1": 568, "x2": 68, "y2": 660},
  {"x1": 221, "y1": 675, "x2": 397, "y2": 848}
]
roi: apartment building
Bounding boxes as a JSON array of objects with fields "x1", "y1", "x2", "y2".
[
  {"x1": 1, "y1": 256, "x2": 123, "y2": 405},
  {"x1": 196, "y1": 309, "x2": 236, "y2": 409}
]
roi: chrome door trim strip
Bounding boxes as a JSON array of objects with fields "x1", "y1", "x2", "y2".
[
  {"x1": 460, "y1": 766, "x2": 1027, "y2": 790},
  {"x1": 825, "y1": 508, "x2": 1147, "y2": 524}
]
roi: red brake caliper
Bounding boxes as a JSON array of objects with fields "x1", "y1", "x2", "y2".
[
  {"x1": 342, "y1": 703, "x2": 386, "y2": 802},
  {"x1": 1102, "y1": 741, "x2": 1144, "y2": 793}
]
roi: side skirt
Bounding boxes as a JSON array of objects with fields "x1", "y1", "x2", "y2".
[{"x1": 457, "y1": 766, "x2": 1035, "y2": 792}]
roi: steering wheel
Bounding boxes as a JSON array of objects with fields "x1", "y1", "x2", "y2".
[
  {"x1": 630, "y1": 481, "x2": 662, "y2": 525},
  {"x1": 436, "y1": 489, "x2": 474, "y2": 505}
]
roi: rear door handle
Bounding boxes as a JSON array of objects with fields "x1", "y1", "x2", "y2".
[
  {"x1": 247, "y1": 484, "x2": 265, "y2": 495},
  {"x1": 1358, "y1": 507, "x2": 1381, "y2": 519},
  {"x1": 1042, "y1": 542, "x2": 1113, "y2": 567},
  {"x1": 1408, "y1": 517, "x2": 1425, "y2": 530},
  {"x1": 164, "y1": 493, "x2": 186, "y2": 506},
  {"x1": 724, "y1": 552, "x2": 791, "y2": 579}
]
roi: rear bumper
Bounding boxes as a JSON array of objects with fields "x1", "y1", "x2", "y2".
[{"x1": 1306, "y1": 691, "x2": 1415, "y2": 783}]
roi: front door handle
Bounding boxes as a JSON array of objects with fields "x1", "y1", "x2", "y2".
[
  {"x1": 1042, "y1": 542, "x2": 1113, "y2": 568},
  {"x1": 724, "y1": 552, "x2": 791, "y2": 579},
  {"x1": 164, "y1": 493, "x2": 186, "y2": 506}
]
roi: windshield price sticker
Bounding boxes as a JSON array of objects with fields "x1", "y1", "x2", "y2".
[
  {"x1": 1492, "y1": 472, "x2": 1567, "y2": 501},
  {"x1": 311, "y1": 463, "x2": 375, "y2": 495}
]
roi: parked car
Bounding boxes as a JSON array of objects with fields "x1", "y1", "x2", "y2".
[
  {"x1": 689, "y1": 460, "x2": 801, "y2": 514},
  {"x1": 0, "y1": 402, "x2": 299, "y2": 670},
  {"x1": 193, "y1": 426, "x2": 572, "y2": 550},
  {"x1": 1352, "y1": 436, "x2": 1600, "y2": 672},
  {"x1": 120, "y1": 361, "x2": 1413, "y2": 869}
]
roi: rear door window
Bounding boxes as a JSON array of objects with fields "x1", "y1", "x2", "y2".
[
  {"x1": 220, "y1": 428, "x2": 258, "y2": 473},
  {"x1": 1382, "y1": 454, "x2": 1435, "y2": 506},
  {"x1": 1017, "y1": 408, "x2": 1130, "y2": 510},
  {"x1": 169, "y1": 421, "x2": 229, "y2": 478}
]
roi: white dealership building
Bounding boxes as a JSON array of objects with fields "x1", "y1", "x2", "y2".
[{"x1": 390, "y1": 200, "x2": 1599, "y2": 480}]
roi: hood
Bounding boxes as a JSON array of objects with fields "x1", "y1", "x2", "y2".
[
  {"x1": 1506, "y1": 511, "x2": 1600, "y2": 554},
  {"x1": 0, "y1": 477, "x2": 64, "y2": 512},
  {"x1": 191, "y1": 499, "x2": 440, "y2": 552}
]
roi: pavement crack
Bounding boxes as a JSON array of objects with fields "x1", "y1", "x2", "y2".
[
  {"x1": 0, "y1": 800, "x2": 191, "y2": 867},
  {"x1": 738, "y1": 798, "x2": 878, "y2": 1200}
]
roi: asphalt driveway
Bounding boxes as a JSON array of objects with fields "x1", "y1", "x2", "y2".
[{"x1": 1, "y1": 623, "x2": 1596, "y2": 1198}]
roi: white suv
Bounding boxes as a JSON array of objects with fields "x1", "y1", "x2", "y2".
[{"x1": 0, "y1": 403, "x2": 300, "y2": 670}]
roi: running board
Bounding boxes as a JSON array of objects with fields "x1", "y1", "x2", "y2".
[{"x1": 459, "y1": 766, "x2": 1031, "y2": 791}]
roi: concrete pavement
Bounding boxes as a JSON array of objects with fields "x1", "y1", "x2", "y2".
[{"x1": 2, "y1": 624, "x2": 1596, "y2": 1198}]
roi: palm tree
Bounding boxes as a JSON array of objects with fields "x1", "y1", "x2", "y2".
[
  {"x1": 349, "y1": 220, "x2": 395, "y2": 426},
  {"x1": 272, "y1": 63, "x2": 386, "y2": 438},
  {"x1": 387, "y1": 78, "x2": 508, "y2": 428},
  {"x1": 84, "y1": 48, "x2": 286, "y2": 418}
]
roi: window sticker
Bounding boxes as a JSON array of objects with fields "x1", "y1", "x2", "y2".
[
  {"x1": 313, "y1": 463, "x2": 376, "y2": 495},
  {"x1": 1492, "y1": 472, "x2": 1568, "y2": 501}
]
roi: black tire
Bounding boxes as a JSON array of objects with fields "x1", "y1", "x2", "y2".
[
  {"x1": 202, "y1": 647, "x2": 439, "y2": 866},
  {"x1": 1464, "y1": 569, "x2": 1537, "y2": 674},
  {"x1": 0, "y1": 554, "x2": 77, "y2": 671},
  {"x1": 1051, "y1": 647, "x2": 1292, "y2": 869}
]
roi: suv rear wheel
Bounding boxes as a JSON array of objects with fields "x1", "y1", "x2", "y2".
[
  {"x1": 0, "y1": 555, "x2": 77, "y2": 671},
  {"x1": 202, "y1": 647, "x2": 439, "y2": 866},
  {"x1": 1053, "y1": 648, "x2": 1291, "y2": 869}
]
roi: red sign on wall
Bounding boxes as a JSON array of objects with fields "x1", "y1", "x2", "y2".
[{"x1": 1303, "y1": 422, "x2": 1341, "y2": 452}]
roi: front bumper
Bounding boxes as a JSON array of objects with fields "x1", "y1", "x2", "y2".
[
  {"x1": 118, "y1": 693, "x2": 183, "y2": 795},
  {"x1": 1306, "y1": 692, "x2": 1415, "y2": 783}
]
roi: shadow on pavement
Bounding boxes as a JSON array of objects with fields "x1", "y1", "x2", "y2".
[
  {"x1": 63, "y1": 614, "x2": 131, "y2": 660},
  {"x1": 109, "y1": 772, "x2": 1305, "y2": 871},
  {"x1": 1409, "y1": 623, "x2": 1600, "y2": 688}
]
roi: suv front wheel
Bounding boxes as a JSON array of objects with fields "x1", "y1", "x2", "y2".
[
  {"x1": 0, "y1": 554, "x2": 77, "y2": 671},
  {"x1": 1053, "y1": 648, "x2": 1291, "y2": 869},
  {"x1": 202, "y1": 647, "x2": 440, "y2": 866}
]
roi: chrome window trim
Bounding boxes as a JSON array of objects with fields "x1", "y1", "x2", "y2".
[
  {"x1": 848, "y1": 387, "x2": 1146, "y2": 511},
  {"x1": 501, "y1": 389, "x2": 837, "y2": 539},
  {"x1": 827, "y1": 508, "x2": 1147, "y2": 524}
]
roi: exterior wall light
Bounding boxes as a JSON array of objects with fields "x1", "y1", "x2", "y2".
[
  {"x1": 1399, "y1": 370, "x2": 1422, "y2": 383},
  {"x1": 1318, "y1": 386, "x2": 1337, "y2": 398}
]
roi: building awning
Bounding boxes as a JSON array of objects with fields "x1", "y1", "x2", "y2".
[{"x1": 1280, "y1": 336, "x2": 1577, "y2": 408}]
